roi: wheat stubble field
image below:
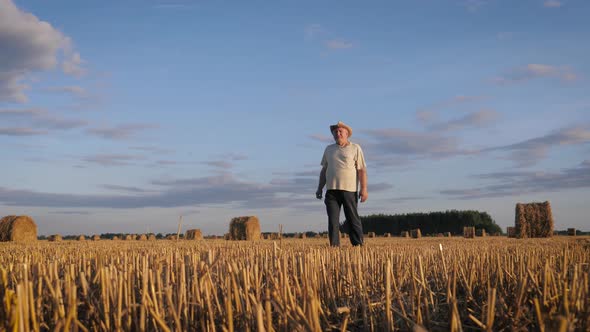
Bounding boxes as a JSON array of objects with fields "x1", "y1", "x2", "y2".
[{"x1": 1, "y1": 236, "x2": 588, "y2": 331}]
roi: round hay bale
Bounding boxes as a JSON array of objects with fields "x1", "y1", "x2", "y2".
[
  {"x1": 92, "y1": 235, "x2": 101, "y2": 241},
  {"x1": 148, "y1": 234, "x2": 156, "y2": 241},
  {"x1": 137, "y1": 234, "x2": 148, "y2": 241},
  {"x1": 112, "y1": 236, "x2": 120, "y2": 240},
  {"x1": 185, "y1": 229, "x2": 203, "y2": 240},
  {"x1": 384, "y1": 233, "x2": 391, "y2": 237},
  {"x1": 410, "y1": 229, "x2": 421, "y2": 239},
  {"x1": 166, "y1": 234, "x2": 177, "y2": 240},
  {"x1": 125, "y1": 234, "x2": 135, "y2": 241},
  {"x1": 0, "y1": 215, "x2": 37, "y2": 242},
  {"x1": 228, "y1": 216, "x2": 261, "y2": 241},
  {"x1": 444, "y1": 232, "x2": 452, "y2": 237},
  {"x1": 77, "y1": 235, "x2": 86, "y2": 241},
  {"x1": 367, "y1": 232, "x2": 376, "y2": 238},
  {"x1": 48, "y1": 234, "x2": 62, "y2": 242},
  {"x1": 400, "y1": 231, "x2": 410, "y2": 238}
]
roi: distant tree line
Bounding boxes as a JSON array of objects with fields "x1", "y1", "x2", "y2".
[{"x1": 361, "y1": 210, "x2": 503, "y2": 236}]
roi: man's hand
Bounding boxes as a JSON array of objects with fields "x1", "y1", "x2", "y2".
[
  {"x1": 316, "y1": 189, "x2": 323, "y2": 200},
  {"x1": 359, "y1": 188, "x2": 368, "y2": 202}
]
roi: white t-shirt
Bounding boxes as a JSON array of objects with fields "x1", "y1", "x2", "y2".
[{"x1": 321, "y1": 142, "x2": 366, "y2": 192}]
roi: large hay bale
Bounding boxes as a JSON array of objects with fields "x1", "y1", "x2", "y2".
[
  {"x1": 411, "y1": 229, "x2": 421, "y2": 239},
  {"x1": 112, "y1": 236, "x2": 120, "y2": 241},
  {"x1": 166, "y1": 234, "x2": 177, "y2": 240},
  {"x1": 92, "y1": 235, "x2": 101, "y2": 241},
  {"x1": 384, "y1": 232, "x2": 391, "y2": 238},
  {"x1": 137, "y1": 234, "x2": 148, "y2": 241},
  {"x1": 125, "y1": 234, "x2": 135, "y2": 241},
  {"x1": 463, "y1": 227, "x2": 475, "y2": 238},
  {"x1": 48, "y1": 234, "x2": 62, "y2": 242},
  {"x1": 148, "y1": 234, "x2": 156, "y2": 241},
  {"x1": 567, "y1": 228, "x2": 576, "y2": 236},
  {"x1": 77, "y1": 235, "x2": 85, "y2": 241},
  {"x1": 185, "y1": 229, "x2": 203, "y2": 240},
  {"x1": 444, "y1": 232, "x2": 452, "y2": 237},
  {"x1": 367, "y1": 232, "x2": 376, "y2": 238},
  {"x1": 515, "y1": 201, "x2": 553, "y2": 238},
  {"x1": 229, "y1": 216, "x2": 261, "y2": 241},
  {"x1": 400, "y1": 231, "x2": 410, "y2": 238},
  {"x1": 476, "y1": 229, "x2": 487, "y2": 237},
  {"x1": 0, "y1": 215, "x2": 37, "y2": 242}
]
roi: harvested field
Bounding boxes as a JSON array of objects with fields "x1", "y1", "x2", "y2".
[{"x1": 0, "y1": 236, "x2": 588, "y2": 331}]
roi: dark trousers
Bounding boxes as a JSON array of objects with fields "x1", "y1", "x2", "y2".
[{"x1": 325, "y1": 190, "x2": 364, "y2": 246}]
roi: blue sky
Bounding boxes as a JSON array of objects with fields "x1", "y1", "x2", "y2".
[{"x1": 1, "y1": 0, "x2": 589, "y2": 236}]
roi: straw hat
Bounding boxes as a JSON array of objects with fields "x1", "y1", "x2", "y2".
[{"x1": 329, "y1": 121, "x2": 352, "y2": 137}]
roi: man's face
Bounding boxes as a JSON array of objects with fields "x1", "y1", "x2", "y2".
[{"x1": 332, "y1": 127, "x2": 349, "y2": 144}]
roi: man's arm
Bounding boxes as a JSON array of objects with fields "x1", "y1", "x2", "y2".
[
  {"x1": 358, "y1": 168, "x2": 368, "y2": 202},
  {"x1": 316, "y1": 166, "x2": 327, "y2": 199}
]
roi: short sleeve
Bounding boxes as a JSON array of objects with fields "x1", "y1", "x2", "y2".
[
  {"x1": 321, "y1": 148, "x2": 327, "y2": 167},
  {"x1": 355, "y1": 145, "x2": 366, "y2": 170}
]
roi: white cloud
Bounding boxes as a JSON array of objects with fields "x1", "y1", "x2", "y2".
[
  {"x1": 45, "y1": 85, "x2": 88, "y2": 98},
  {"x1": 0, "y1": 127, "x2": 47, "y2": 136},
  {"x1": 62, "y1": 51, "x2": 85, "y2": 77},
  {"x1": 325, "y1": 39, "x2": 353, "y2": 50},
  {"x1": 462, "y1": 0, "x2": 487, "y2": 12},
  {"x1": 485, "y1": 125, "x2": 590, "y2": 167},
  {"x1": 363, "y1": 128, "x2": 471, "y2": 159},
  {"x1": 308, "y1": 134, "x2": 333, "y2": 143},
  {"x1": 82, "y1": 154, "x2": 146, "y2": 167},
  {"x1": 304, "y1": 24, "x2": 324, "y2": 40},
  {"x1": 494, "y1": 64, "x2": 578, "y2": 84},
  {"x1": 86, "y1": 124, "x2": 158, "y2": 140},
  {"x1": 0, "y1": 107, "x2": 88, "y2": 130},
  {"x1": 544, "y1": 0, "x2": 562, "y2": 8},
  {"x1": 429, "y1": 109, "x2": 499, "y2": 132},
  {"x1": 497, "y1": 32, "x2": 513, "y2": 40},
  {"x1": 441, "y1": 160, "x2": 590, "y2": 199},
  {"x1": 417, "y1": 95, "x2": 487, "y2": 114},
  {"x1": 0, "y1": 0, "x2": 85, "y2": 102},
  {"x1": 416, "y1": 110, "x2": 437, "y2": 124}
]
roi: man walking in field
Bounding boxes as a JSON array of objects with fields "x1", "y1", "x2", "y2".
[{"x1": 316, "y1": 121, "x2": 368, "y2": 247}]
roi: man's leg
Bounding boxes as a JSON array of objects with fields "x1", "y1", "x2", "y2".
[
  {"x1": 324, "y1": 190, "x2": 341, "y2": 246},
  {"x1": 342, "y1": 191, "x2": 363, "y2": 246}
]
